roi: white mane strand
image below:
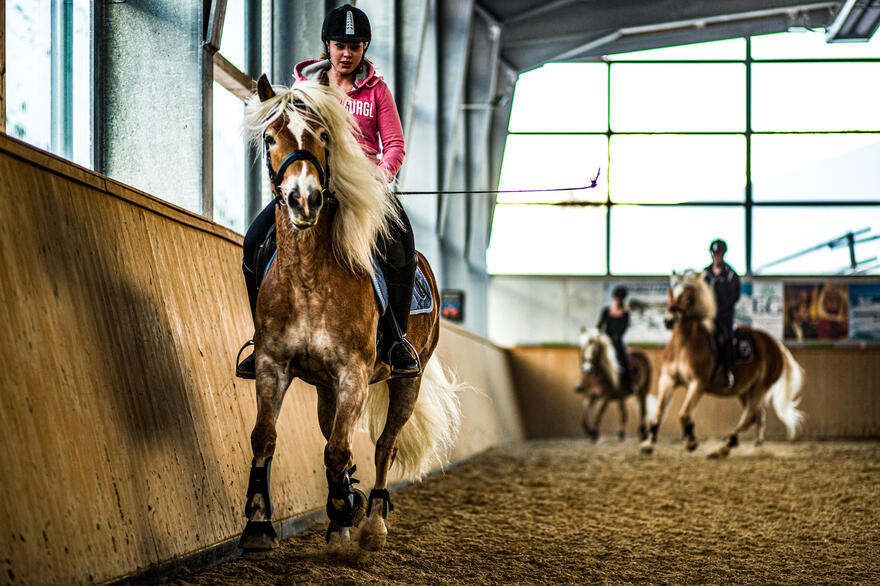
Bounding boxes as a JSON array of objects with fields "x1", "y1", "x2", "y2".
[
  {"x1": 242, "y1": 81, "x2": 401, "y2": 275},
  {"x1": 582, "y1": 328, "x2": 621, "y2": 388}
]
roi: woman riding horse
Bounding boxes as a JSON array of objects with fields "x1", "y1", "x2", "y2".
[
  {"x1": 237, "y1": 76, "x2": 461, "y2": 557},
  {"x1": 237, "y1": 3, "x2": 420, "y2": 379},
  {"x1": 597, "y1": 285, "x2": 637, "y2": 395},
  {"x1": 640, "y1": 271, "x2": 804, "y2": 458}
]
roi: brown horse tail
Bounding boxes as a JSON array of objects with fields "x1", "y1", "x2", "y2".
[
  {"x1": 363, "y1": 357, "x2": 465, "y2": 481},
  {"x1": 766, "y1": 339, "x2": 806, "y2": 439}
]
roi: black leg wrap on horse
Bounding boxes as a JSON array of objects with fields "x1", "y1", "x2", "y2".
[
  {"x1": 367, "y1": 488, "x2": 395, "y2": 518},
  {"x1": 245, "y1": 457, "x2": 273, "y2": 519},
  {"x1": 326, "y1": 467, "x2": 366, "y2": 527},
  {"x1": 649, "y1": 422, "x2": 659, "y2": 441},
  {"x1": 683, "y1": 421, "x2": 695, "y2": 440},
  {"x1": 727, "y1": 433, "x2": 739, "y2": 448}
]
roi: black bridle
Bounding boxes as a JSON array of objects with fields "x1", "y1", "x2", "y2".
[{"x1": 263, "y1": 129, "x2": 332, "y2": 207}]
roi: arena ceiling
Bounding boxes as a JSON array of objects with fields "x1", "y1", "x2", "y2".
[{"x1": 473, "y1": 0, "x2": 874, "y2": 72}]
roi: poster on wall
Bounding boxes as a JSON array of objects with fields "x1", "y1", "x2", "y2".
[
  {"x1": 848, "y1": 283, "x2": 880, "y2": 341},
  {"x1": 440, "y1": 289, "x2": 465, "y2": 323},
  {"x1": 783, "y1": 283, "x2": 849, "y2": 342},
  {"x1": 737, "y1": 281, "x2": 783, "y2": 339},
  {"x1": 604, "y1": 281, "x2": 671, "y2": 344}
]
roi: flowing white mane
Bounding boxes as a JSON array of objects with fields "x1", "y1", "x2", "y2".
[
  {"x1": 242, "y1": 81, "x2": 401, "y2": 275},
  {"x1": 671, "y1": 270, "x2": 717, "y2": 330},
  {"x1": 582, "y1": 328, "x2": 620, "y2": 388}
]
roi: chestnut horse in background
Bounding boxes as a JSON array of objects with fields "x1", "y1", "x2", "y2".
[
  {"x1": 237, "y1": 76, "x2": 462, "y2": 558},
  {"x1": 640, "y1": 271, "x2": 804, "y2": 458},
  {"x1": 577, "y1": 329, "x2": 653, "y2": 441}
]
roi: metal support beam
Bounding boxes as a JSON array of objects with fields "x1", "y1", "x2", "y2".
[
  {"x1": 272, "y1": 0, "x2": 329, "y2": 85},
  {"x1": 51, "y1": 0, "x2": 73, "y2": 160},
  {"x1": 244, "y1": 0, "x2": 262, "y2": 226}
]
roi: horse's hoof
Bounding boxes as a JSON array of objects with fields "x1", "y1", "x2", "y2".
[
  {"x1": 359, "y1": 511, "x2": 388, "y2": 552},
  {"x1": 639, "y1": 440, "x2": 654, "y2": 455},
  {"x1": 327, "y1": 488, "x2": 368, "y2": 527},
  {"x1": 618, "y1": 430, "x2": 626, "y2": 442},
  {"x1": 325, "y1": 524, "x2": 351, "y2": 557},
  {"x1": 708, "y1": 445, "x2": 730, "y2": 459},
  {"x1": 755, "y1": 439, "x2": 764, "y2": 447},
  {"x1": 239, "y1": 520, "x2": 279, "y2": 554},
  {"x1": 685, "y1": 438, "x2": 699, "y2": 452}
]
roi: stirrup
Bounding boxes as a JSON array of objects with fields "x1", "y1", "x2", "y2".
[
  {"x1": 235, "y1": 339, "x2": 256, "y2": 379},
  {"x1": 388, "y1": 338, "x2": 421, "y2": 378}
]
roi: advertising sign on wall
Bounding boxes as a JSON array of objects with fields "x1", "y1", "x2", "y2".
[
  {"x1": 848, "y1": 283, "x2": 880, "y2": 341},
  {"x1": 737, "y1": 281, "x2": 784, "y2": 339},
  {"x1": 604, "y1": 281, "x2": 672, "y2": 344},
  {"x1": 783, "y1": 283, "x2": 849, "y2": 342}
]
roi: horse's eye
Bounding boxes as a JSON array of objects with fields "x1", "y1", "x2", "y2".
[
  {"x1": 320, "y1": 131, "x2": 329, "y2": 143},
  {"x1": 264, "y1": 134, "x2": 275, "y2": 146}
]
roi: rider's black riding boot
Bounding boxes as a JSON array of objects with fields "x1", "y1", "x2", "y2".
[
  {"x1": 235, "y1": 263, "x2": 260, "y2": 379},
  {"x1": 723, "y1": 339, "x2": 735, "y2": 388},
  {"x1": 384, "y1": 256, "x2": 421, "y2": 377}
]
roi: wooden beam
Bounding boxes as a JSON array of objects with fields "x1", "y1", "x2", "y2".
[
  {"x1": 212, "y1": 51, "x2": 255, "y2": 102},
  {"x1": 1, "y1": 0, "x2": 6, "y2": 133}
]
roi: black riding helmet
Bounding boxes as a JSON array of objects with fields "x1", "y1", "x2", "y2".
[
  {"x1": 710, "y1": 239, "x2": 727, "y2": 255},
  {"x1": 612, "y1": 285, "x2": 628, "y2": 300},
  {"x1": 322, "y1": 4, "x2": 372, "y2": 45}
]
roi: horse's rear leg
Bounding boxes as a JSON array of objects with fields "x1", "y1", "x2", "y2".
[
  {"x1": 709, "y1": 389, "x2": 762, "y2": 459},
  {"x1": 360, "y1": 377, "x2": 420, "y2": 552},
  {"x1": 239, "y1": 366, "x2": 292, "y2": 556},
  {"x1": 617, "y1": 399, "x2": 627, "y2": 441}
]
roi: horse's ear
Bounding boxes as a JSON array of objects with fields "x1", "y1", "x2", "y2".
[{"x1": 257, "y1": 74, "x2": 275, "y2": 102}]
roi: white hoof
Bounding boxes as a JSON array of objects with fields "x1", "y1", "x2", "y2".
[
  {"x1": 358, "y1": 510, "x2": 388, "y2": 552},
  {"x1": 325, "y1": 526, "x2": 351, "y2": 557},
  {"x1": 639, "y1": 439, "x2": 654, "y2": 455}
]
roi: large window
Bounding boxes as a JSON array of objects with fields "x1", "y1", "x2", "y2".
[
  {"x1": 489, "y1": 30, "x2": 880, "y2": 276},
  {"x1": 5, "y1": 0, "x2": 92, "y2": 167}
]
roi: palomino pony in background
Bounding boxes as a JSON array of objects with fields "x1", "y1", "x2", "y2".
[
  {"x1": 237, "y1": 75, "x2": 462, "y2": 557},
  {"x1": 577, "y1": 328, "x2": 653, "y2": 441},
  {"x1": 640, "y1": 271, "x2": 804, "y2": 457}
]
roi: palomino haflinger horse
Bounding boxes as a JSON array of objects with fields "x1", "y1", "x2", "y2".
[
  {"x1": 576, "y1": 328, "x2": 653, "y2": 441},
  {"x1": 640, "y1": 270, "x2": 804, "y2": 458},
  {"x1": 237, "y1": 75, "x2": 463, "y2": 557}
]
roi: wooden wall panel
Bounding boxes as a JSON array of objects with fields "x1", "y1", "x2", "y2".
[
  {"x1": 0, "y1": 135, "x2": 521, "y2": 584},
  {"x1": 509, "y1": 345, "x2": 880, "y2": 441}
]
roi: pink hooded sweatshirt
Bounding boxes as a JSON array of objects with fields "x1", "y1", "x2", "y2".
[{"x1": 293, "y1": 59, "x2": 405, "y2": 181}]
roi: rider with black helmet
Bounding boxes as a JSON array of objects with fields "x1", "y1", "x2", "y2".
[
  {"x1": 237, "y1": 4, "x2": 419, "y2": 379},
  {"x1": 597, "y1": 285, "x2": 637, "y2": 394},
  {"x1": 703, "y1": 239, "x2": 741, "y2": 388}
]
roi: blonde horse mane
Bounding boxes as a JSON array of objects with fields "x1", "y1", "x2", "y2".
[
  {"x1": 242, "y1": 81, "x2": 401, "y2": 275},
  {"x1": 582, "y1": 328, "x2": 621, "y2": 388},
  {"x1": 671, "y1": 270, "x2": 717, "y2": 331}
]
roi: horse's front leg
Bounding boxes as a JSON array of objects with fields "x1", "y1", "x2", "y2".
[
  {"x1": 641, "y1": 369, "x2": 676, "y2": 454},
  {"x1": 617, "y1": 399, "x2": 627, "y2": 441},
  {"x1": 581, "y1": 393, "x2": 599, "y2": 438},
  {"x1": 359, "y1": 376, "x2": 420, "y2": 552},
  {"x1": 323, "y1": 367, "x2": 370, "y2": 552},
  {"x1": 678, "y1": 380, "x2": 705, "y2": 452},
  {"x1": 239, "y1": 363, "x2": 293, "y2": 556}
]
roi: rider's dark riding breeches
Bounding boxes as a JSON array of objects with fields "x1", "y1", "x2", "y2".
[
  {"x1": 378, "y1": 197, "x2": 416, "y2": 338},
  {"x1": 611, "y1": 336, "x2": 633, "y2": 391},
  {"x1": 714, "y1": 318, "x2": 735, "y2": 372}
]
